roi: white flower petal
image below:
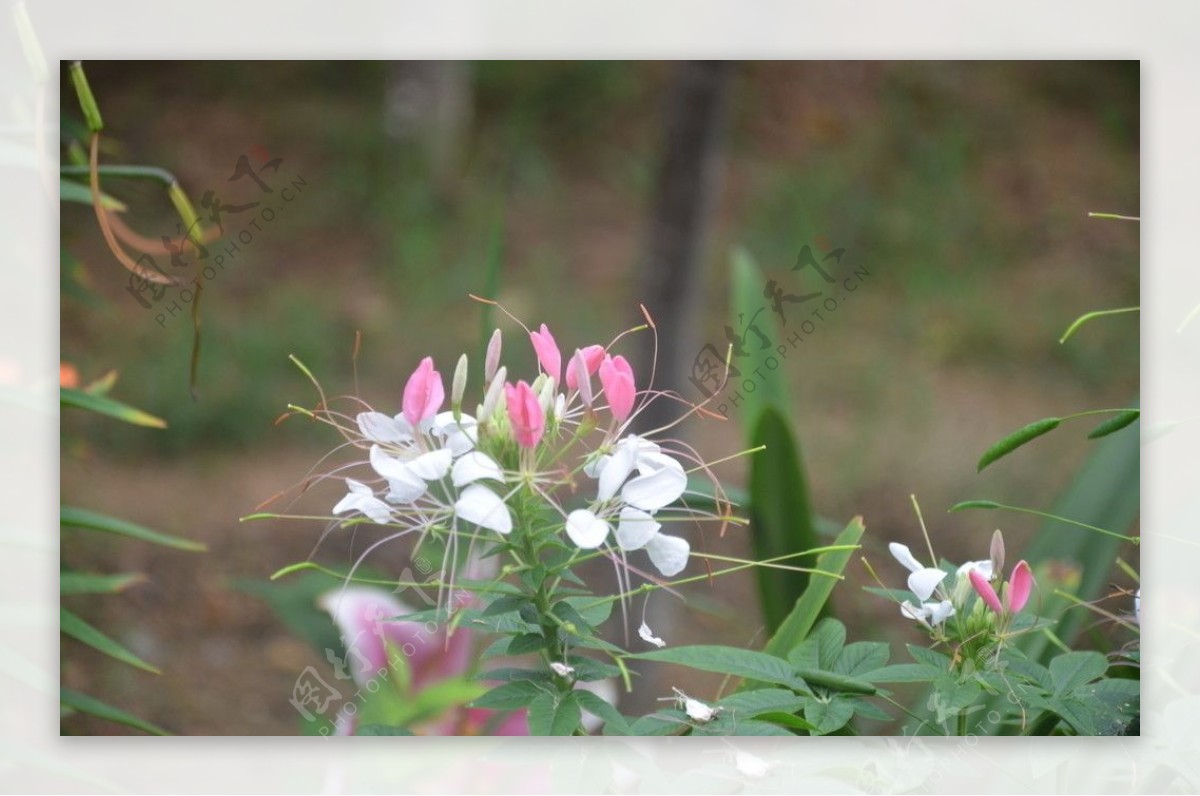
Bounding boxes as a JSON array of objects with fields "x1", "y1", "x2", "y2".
[
  {"x1": 645, "y1": 533, "x2": 689, "y2": 577},
  {"x1": 565, "y1": 509, "x2": 610, "y2": 549},
  {"x1": 735, "y1": 751, "x2": 774, "y2": 779},
  {"x1": 927, "y1": 600, "x2": 955, "y2": 626},
  {"x1": 621, "y1": 460, "x2": 686, "y2": 512},
  {"x1": 454, "y1": 484, "x2": 512, "y2": 535},
  {"x1": 369, "y1": 445, "x2": 426, "y2": 503},
  {"x1": 408, "y1": 448, "x2": 452, "y2": 481},
  {"x1": 888, "y1": 542, "x2": 924, "y2": 574},
  {"x1": 638, "y1": 622, "x2": 666, "y2": 648},
  {"x1": 615, "y1": 507, "x2": 660, "y2": 551},
  {"x1": 451, "y1": 451, "x2": 504, "y2": 486},
  {"x1": 549, "y1": 662, "x2": 574, "y2": 678},
  {"x1": 332, "y1": 479, "x2": 393, "y2": 524},
  {"x1": 356, "y1": 411, "x2": 412, "y2": 443},
  {"x1": 900, "y1": 601, "x2": 929, "y2": 625},
  {"x1": 583, "y1": 453, "x2": 611, "y2": 479},
  {"x1": 907, "y1": 568, "x2": 948, "y2": 602},
  {"x1": 432, "y1": 412, "x2": 478, "y2": 455},
  {"x1": 956, "y1": 559, "x2": 993, "y2": 581},
  {"x1": 596, "y1": 444, "x2": 637, "y2": 501},
  {"x1": 683, "y1": 697, "x2": 716, "y2": 723}
]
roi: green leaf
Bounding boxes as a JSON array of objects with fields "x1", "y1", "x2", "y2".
[
  {"x1": 867, "y1": 664, "x2": 938, "y2": 684},
  {"x1": 60, "y1": 608, "x2": 160, "y2": 674},
  {"x1": 748, "y1": 406, "x2": 819, "y2": 634},
  {"x1": 506, "y1": 632, "x2": 550, "y2": 655},
  {"x1": 60, "y1": 688, "x2": 167, "y2": 735},
  {"x1": 716, "y1": 689, "x2": 807, "y2": 718},
  {"x1": 629, "y1": 645, "x2": 806, "y2": 691},
  {"x1": 835, "y1": 642, "x2": 890, "y2": 678},
  {"x1": 356, "y1": 724, "x2": 414, "y2": 736},
  {"x1": 471, "y1": 680, "x2": 548, "y2": 711},
  {"x1": 804, "y1": 696, "x2": 856, "y2": 735},
  {"x1": 59, "y1": 178, "x2": 126, "y2": 210},
  {"x1": 61, "y1": 506, "x2": 206, "y2": 552},
  {"x1": 1048, "y1": 651, "x2": 1108, "y2": 696},
  {"x1": 526, "y1": 692, "x2": 581, "y2": 736},
  {"x1": 628, "y1": 710, "x2": 688, "y2": 736},
  {"x1": 977, "y1": 417, "x2": 1061, "y2": 471},
  {"x1": 762, "y1": 517, "x2": 865, "y2": 660},
  {"x1": 481, "y1": 595, "x2": 531, "y2": 618},
  {"x1": 1086, "y1": 410, "x2": 1140, "y2": 440},
  {"x1": 61, "y1": 387, "x2": 166, "y2": 428},
  {"x1": 794, "y1": 669, "x2": 877, "y2": 696},
  {"x1": 730, "y1": 246, "x2": 789, "y2": 430},
  {"x1": 60, "y1": 571, "x2": 144, "y2": 595},
  {"x1": 575, "y1": 689, "x2": 630, "y2": 735}
]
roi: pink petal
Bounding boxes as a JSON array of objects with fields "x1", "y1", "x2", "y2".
[
  {"x1": 565, "y1": 344, "x2": 605, "y2": 391},
  {"x1": 402, "y1": 357, "x2": 444, "y2": 427},
  {"x1": 504, "y1": 380, "x2": 545, "y2": 449},
  {"x1": 969, "y1": 568, "x2": 1003, "y2": 614},
  {"x1": 598, "y1": 354, "x2": 636, "y2": 422},
  {"x1": 319, "y1": 587, "x2": 439, "y2": 688},
  {"x1": 1006, "y1": 560, "x2": 1034, "y2": 614},
  {"x1": 462, "y1": 707, "x2": 530, "y2": 736},
  {"x1": 529, "y1": 324, "x2": 562, "y2": 384}
]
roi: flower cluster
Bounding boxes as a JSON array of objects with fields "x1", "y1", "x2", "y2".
[
  {"x1": 327, "y1": 319, "x2": 723, "y2": 581},
  {"x1": 884, "y1": 527, "x2": 1036, "y2": 640}
]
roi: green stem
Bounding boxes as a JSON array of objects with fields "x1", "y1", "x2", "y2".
[
  {"x1": 952, "y1": 500, "x2": 1137, "y2": 544},
  {"x1": 61, "y1": 164, "x2": 179, "y2": 186},
  {"x1": 1058, "y1": 307, "x2": 1139, "y2": 344}
]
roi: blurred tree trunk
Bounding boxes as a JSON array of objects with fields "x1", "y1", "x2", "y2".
[
  {"x1": 384, "y1": 61, "x2": 473, "y2": 201},
  {"x1": 635, "y1": 61, "x2": 731, "y2": 437}
]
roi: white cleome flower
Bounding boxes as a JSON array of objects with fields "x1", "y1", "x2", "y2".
[
  {"x1": 566, "y1": 509, "x2": 611, "y2": 549},
  {"x1": 454, "y1": 484, "x2": 512, "y2": 535},
  {"x1": 900, "y1": 599, "x2": 955, "y2": 627},
  {"x1": 638, "y1": 621, "x2": 666, "y2": 648},
  {"x1": 332, "y1": 478, "x2": 394, "y2": 525},
  {"x1": 889, "y1": 542, "x2": 948, "y2": 602}
]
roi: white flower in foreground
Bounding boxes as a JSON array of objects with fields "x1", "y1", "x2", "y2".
[
  {"x1": 454, "y1": 484, "x2": 512, "y2": 535},
  {"x1": 566, "y1": 509, "x2": 610, "y2": 549},
  {"x1": 616, "y1": 507, "x2": 690, "y2": 577},
  {"x1": 431, "y1": 411, "x2": 478, "y2": 456},
  {"x1": 451, "y1": 451, "x2": 504, "y2": 487},
  {"x1": 593, "y1": 436, "x2": 687, "y2": 511},
  {"x1": 888, "y1": 542, "x2": 948, "y2": 601},
  {"x1": 900, "y1": 599, "x2": 955, "y2": 627},
  {"x1": 671, "y1": 688, "x2": 717, "y2": 723},
  {"x1": 549, "y1": 661, "x2": 574, "y2": 678},
  {"x1": 332, "y1": 478, "x2": 393, "y2": 524},
  {"x1": 638, "y1": 621, "x2": 666, "y2": 648},
  {"x1": 369, "y1": 445, "x2": 429, "y2": 503},
  {"x1": 356, "y1": 411, "x2": 414, "y2": 444},
  {"x1": 956, "y1": 559, "x2": 994, "y2": 581}
]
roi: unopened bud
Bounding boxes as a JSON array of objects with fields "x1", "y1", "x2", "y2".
[
  {"x1": 990, "y1": 529, "x2": 1005, "y2": 580},
  {"x1": 572, "y1": 349, "x2": 594, "y2": 408},
  {"x1": 480, "y1": 366, "x2": 507, "y2": 422},
  {"x1": 451, "y1": 353, "x2": 469, "y2": 419},
  {"x1": 485, "y1": 329, "x2": 502, "y2": 382},
  {"x1": 537, "y1": 373, "x2": 556, "y2": 416}
]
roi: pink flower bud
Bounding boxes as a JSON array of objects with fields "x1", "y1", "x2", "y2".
[
  {"x1": 565, "y1": 344, "x2": 605, "y2": 391},
  {"x1": 485, "y1": 329, "x2": 503, "y2": 382},
  {"x1": 402, "y1": 356, "x2": 444, "y2": 427},
  {"x1": 969, "y1": 567, "x2": 1003, "y2": 614},
  {"x1": 529, "y1": 323, "x2": 562, "y2": 385},
  {"x1": 598, "y1": 354, "x2": 636, "y2": 423},
  {"x1": 504, "y1": 380, "x2": 545, "y2": 449},
  {"x1": 1005, "y1": 560, "x2": 1034, "y2": 614}
]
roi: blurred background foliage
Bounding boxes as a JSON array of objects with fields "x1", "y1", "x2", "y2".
[{"x1": 60, "y1": 61, "x2": 1138, "y2": 734}]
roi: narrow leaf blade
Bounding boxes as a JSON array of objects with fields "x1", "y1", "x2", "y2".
[{"x1": 977, "y1": 417, "x2": 1061, "y2": 471}]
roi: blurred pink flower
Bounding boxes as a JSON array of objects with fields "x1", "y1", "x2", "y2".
[
  {"x1": 320, "y1": 585, "x2": 527, "y2": 736},
  {"x1": 504, "y1": 380, "x2": 545, "y2": 449},
  {"x1": 565, "y1": 344, "x2": 605, "y2": 392},
  {"x1": 529, "y1": 323, "x2": 562, "y2": 384},
  {"x1": 598, "y1": 354, "x2": 636, "y2": 422},
  {"x1": 402, "y1": 356, "x2": 444, "y2": 428}
]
